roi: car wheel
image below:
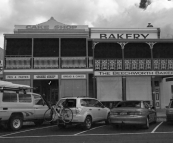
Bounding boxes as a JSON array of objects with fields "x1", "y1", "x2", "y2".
[
  {"x1": 9, "y1": 115, "x2": 23, "y2": 131},
  {"x1": 144, "y1": 117, "x2": 149, "y2": 129},
  {"x1": 105, "y1": 113, "x2": 110, "y2": 125},
  {"x1": 83, "y1": 116, "x2": 92, "y2": 130},
  {"x1": 34, "y1": 120, "x2": 44, "y2": 126}
]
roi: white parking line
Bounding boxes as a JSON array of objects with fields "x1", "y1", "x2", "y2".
[
  {"x1": 151, "y1": 122, "x2": 163, "y2": 133},
  {"x1": 1, "y1": 131, "x2": 173, "y2": 139},
  {"x1": 0, "y1": 125, "x2": 57, "y2": 137},
  {"x1": 74, "y1": 125, "x2": 106, "y2": 136}
]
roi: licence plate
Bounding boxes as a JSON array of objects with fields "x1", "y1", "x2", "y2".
[{"x1": 120, "y1": 112, "x2": 127, "y2": 115}]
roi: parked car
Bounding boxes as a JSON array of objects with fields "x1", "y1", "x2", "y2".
[
  {"x1": 56, "y1": 97, "x2": 110, "y2": 130},
  {"x1": 109, "y1": 100, "x2": 157, "y2": 129},
  {"x1": 0, "y1": 85, "x2": 49, "y2": 131},
  {"x1": 166, "y1": 99, "x2": 173, "y2": 123}
]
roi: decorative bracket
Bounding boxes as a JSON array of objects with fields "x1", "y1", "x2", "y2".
[
  {"x1": 146, "y1": 42, "x2": 156, "y2": 49},
  {"x1": 92, "y1": 42, "x2": 99, "y2": 50},
  {"x1": 117, "y1": 42, "x2": 127, "y2": 49}
]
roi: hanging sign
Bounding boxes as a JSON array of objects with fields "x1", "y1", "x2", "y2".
[
  {"x1": 61, "y1": 74, "x2": 86, "y2": 79},
  {"x1": 34, "y1": 75, "x2": 58, "y2": 79},
  {"x1": 6, "y1": 75, "x2": 30, "y2": 79}
]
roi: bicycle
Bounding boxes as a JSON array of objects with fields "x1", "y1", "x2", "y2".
[{"x1": 44, "y1": 104, "x2": 73, "y2": 125}]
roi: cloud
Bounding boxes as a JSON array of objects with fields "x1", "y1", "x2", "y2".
[{"x1": 0, "y1": 0, "x2": 173, "y2": 48}]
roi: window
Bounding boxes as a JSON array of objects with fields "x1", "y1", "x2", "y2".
[
  {"x1": 33, "y1": 94, "x2": 44, "y2": 105},
  {"x1": 19, "y1": 94, "x2": 32, "y2": 103},
  {"x1": 80, "y1": 99, "x2": 88, "y2": 107},
  {"x1": 117, "y1": 101, "x2": 141, "y2": 108},
  {"x1": 3, "y1": 92, "x2": 17, "y2": 102},
  {"x1": 94, "y1": 100, "x2": 103, "y2": 108}
]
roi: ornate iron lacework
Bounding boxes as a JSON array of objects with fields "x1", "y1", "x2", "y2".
[
  {"x1": 139, "y1": 59, "x2": 145, "y2": 70},
  {"x1": 125, "y1": 59, "x2": 131, "y2": 70},
  {"x1": 153, "y1": 59, "x2": 160, "y2": 70},
  {"x1": 95, "y1": 60, "x2": 101, "y2": 70},
  {"x1": 168, "y1": 59, "x2": 173, "y2": 70},
  {"x1": 145, "y1": 59, "x2": 152, "y2": 70},
  {"x1": 131, "y1": 59, "x2": 138, "y2": 70},
  {"x1": 117, "y1": 60, "x2": 122, "y2": 70},
  {"x1": 109, "y1": 59, "x2": 116, "y2": 70},
  {"x1": 160, "y1": 59, "x2": 167, "y2": 70},
  {"x1": 101, "y1": 59, "x2": 108, "y2": 70}
]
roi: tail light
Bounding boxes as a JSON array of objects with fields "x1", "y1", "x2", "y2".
[{"x1": 76, "y1": 107, "x2": 82, "y2": 114}]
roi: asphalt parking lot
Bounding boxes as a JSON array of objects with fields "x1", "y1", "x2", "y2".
[
  {"x1": 1, "y1": 121, "x2": 173, "y2": 143},
  {"x1": 0, "y1": 121, "x2": 173, "y2": 138}
]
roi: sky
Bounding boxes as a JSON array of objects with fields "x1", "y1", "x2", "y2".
[{"x1": 0, "y1": 0, "x2": 173, "y2": 49}]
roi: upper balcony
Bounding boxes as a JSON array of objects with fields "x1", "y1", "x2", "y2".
[{"x1": 4, "y1": 56, "x2": 93, "y2": 69}]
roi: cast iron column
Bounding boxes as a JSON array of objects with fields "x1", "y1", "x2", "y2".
[
  {"x1": 147, "y1": 42, "x2": 156, "y2": 108},
  {"x1": 92, "y1": 41, "x2": 99, "y2": 98},
  {"x1": 118, "y1": 42, "x2": 127, "y2": 101}
]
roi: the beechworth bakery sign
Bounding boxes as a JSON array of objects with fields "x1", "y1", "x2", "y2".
[
  {"x1": 95, "y1": 71, "x2": 173, "y2": 76},
  {"x1": 91, "y1": 33, "x2": 157, "y2": 39}
]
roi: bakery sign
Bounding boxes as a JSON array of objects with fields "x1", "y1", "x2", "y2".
[
  {"x1": 34, "y1": 75, "x2": 58, "y2": 79},
  {"x1": 91, "y1": 33, "x2": 157, "y2": 39},
  {"x1": 91, "y1": 28, "x2": 159, "y2": 39},
  {"x1": 95, "y1": 71, "x2": 173, "y2": 76}
]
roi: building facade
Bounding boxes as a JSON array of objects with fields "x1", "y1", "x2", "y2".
[{"x1": 3, "y1": 17, "x2": 173, "y2": 108}]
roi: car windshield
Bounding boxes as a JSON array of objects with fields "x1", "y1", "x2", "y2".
[{"x1": 116, "y1": 101, "x2": 141, "y2": 108}]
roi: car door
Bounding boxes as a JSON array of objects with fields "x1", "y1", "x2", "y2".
[
  {"x1": 87, "y1": 99, "x2": 100, "y2": 121},
  {"x1": 18, "y1": 93, "x2": 35, "y2": 120},
  {"x1": 33, "y1": 94, "x2": 49, "y2": 119},
  {"x1": 94, "y1": 100, "x2": 107, "y2": 120}
]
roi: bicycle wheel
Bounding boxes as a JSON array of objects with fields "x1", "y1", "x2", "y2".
[
  {"x1": 61, "y1": 108, "x2": 73, "y2": 124},
  {"x1": 44, "y1": 108, "x2": 54, "y2": 122}
]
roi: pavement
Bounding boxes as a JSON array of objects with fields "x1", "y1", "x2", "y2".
[{"x1": 156, "y1": 108, "x2": 166, "y2": 122}]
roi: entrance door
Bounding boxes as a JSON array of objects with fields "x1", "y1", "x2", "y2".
[{"x1": 61, "y1": 80, "x2": 86, "y2": 97}]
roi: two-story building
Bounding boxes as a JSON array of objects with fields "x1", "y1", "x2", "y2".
[{"x1": 3, "y1": 17, "x2": 173, "y2": 108}]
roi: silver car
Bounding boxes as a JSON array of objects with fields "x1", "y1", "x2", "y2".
[
  {"x1": 56, "y1": 97, "x2": 110, "y2": 130},
  {"x1": 109, "y1": 100, "x2": 157, "y2": 129}
]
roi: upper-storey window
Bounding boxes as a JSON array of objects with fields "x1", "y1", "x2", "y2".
[
  {"x1": 61, "y1": 38, "x2": 86, "y2": 57},
  {"x1": 6, "y1": 38, "x2": 32, "y2": 56},
  {"x1": 34, "y1": 38, "x2": 59, "y2": 57},
  {"x1": 95, "y1": 43, "x2": 122, "y2": 58},
  {"x1": 124, "y1": 43, "x2": 151, "y2": 58},
  {"x1": 153, "y1": 43, "x2": 173, "y2": 58}
]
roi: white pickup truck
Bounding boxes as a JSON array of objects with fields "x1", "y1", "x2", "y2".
[{"x1": 0, "y1": 81, "x2": 49, "y2": 131}]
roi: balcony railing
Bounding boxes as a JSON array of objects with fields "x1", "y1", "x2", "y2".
[
  {"x1": 5, "y1": 57, "x2": 173, "y2": 71},
  {"x1": 124, "y1": 59, "x2": 152, "y2": 70},
  {"x1": 34, "y1": 57, "x2": 58, "y2": 69},
  {"x1": 94, "y1": 58, "x2": 173, "y2": 71},
  {"x1": 5, "y1": 57, "x2": 31, "y2": 69},
  {"x1": 61, "y1": 57, "x2": 86, "y2": 68},
  {"x1": 153, "y1": 59, "x2": 173, "y2": 70},
  {"x1": 95, "y1": 59, "x2": 123, "y2": 70}
]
